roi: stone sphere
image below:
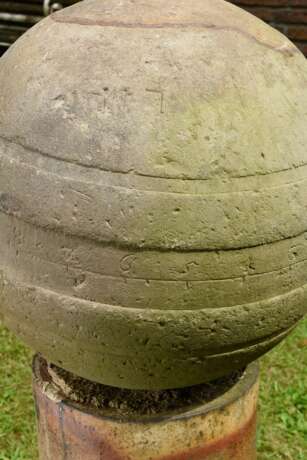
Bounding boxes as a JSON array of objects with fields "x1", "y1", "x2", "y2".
[{"x1": 0, "y1": 0, "x2": 306, "y2": 390}]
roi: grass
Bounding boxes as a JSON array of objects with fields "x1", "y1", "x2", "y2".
[
  {"x1": 0, "y1": 326, "x2": 36, "y2": 460},
  {"x1": 257, "y1": 318, "x2": 307, "y2": 460},
  {"x1": 0, "y1": 319, "x2": 306, "y2": 460}
]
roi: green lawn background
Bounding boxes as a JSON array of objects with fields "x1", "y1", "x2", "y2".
[{"x1": 0, "y1": 318, "x2": 306, "y2": 460}]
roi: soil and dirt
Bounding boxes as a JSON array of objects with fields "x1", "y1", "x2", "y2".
[{"x1": 48, "y1": 361, "x2": 244, "y2": 417}]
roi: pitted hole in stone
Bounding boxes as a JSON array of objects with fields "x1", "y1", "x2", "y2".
[
  {"x1": 289, "y1": 247, "x2": 299, "y2": 262},
  {"x1": 73, "y1": 273, "x2": 86, "y2": 288},
  {"x1": 105, "y1": 219, "x2": 112, "y2": 230},
  {"x1": 72, "y1": 203, "x2": 78, "y2": 221}
]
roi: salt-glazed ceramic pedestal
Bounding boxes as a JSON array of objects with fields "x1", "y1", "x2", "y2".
[{"x1": 33, "y1": 355, "x2": 259, "y2": 460}]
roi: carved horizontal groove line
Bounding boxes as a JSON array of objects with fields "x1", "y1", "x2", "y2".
[
  {"x1": 1, "y1": 136, "x2": 307, "y2": 196},
  {"x1": 9, "y1": 248, "x2": 307, "y2": 284},
  {"x1": 2, "y1": 269, "x2": 307, "y2": 314},
  {"x1": 51, "y1": 14, "x2": 298, "y2": 56},
  {"x1": 3, "y1": 308, "x2": 297, "y2": 358},
  {"x1": 1, "y1": 208, "x2": 307, "y2": 254}
]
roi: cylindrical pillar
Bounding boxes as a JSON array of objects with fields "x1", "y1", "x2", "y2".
[{"x1": 33, "y1": 355, "x2": 259, "y2": 460}]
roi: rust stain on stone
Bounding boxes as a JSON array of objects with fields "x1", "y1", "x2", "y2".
[
  {"x1": 61, "y1": 406, "x2": 129, "y2": 460},
  {"x1": 35, "y1": 386, "x2": 128, "y2": 460},
  {"x1": 157, "y1": 411, "x2": 257, "y2": 460}
]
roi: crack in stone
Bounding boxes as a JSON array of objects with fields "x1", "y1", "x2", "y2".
[{"x1": 51, "y1": 15, "x2": 299, "y2": 57}]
